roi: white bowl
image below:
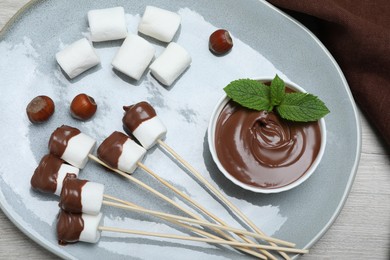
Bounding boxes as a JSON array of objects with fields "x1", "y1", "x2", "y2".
[{"x1": 208, "y1": 78, "x2": 327, "y2": 193}]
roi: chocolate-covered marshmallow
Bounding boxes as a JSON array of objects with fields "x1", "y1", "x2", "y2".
[
  {"x1": 48, "y1": 125, "x2": 96, "y2": 169},
  {"x1": 97, "y1": 131, "x2": 146, "y2": 174},
  {"x1": 31, "y1": 154, "x2": 80, "y2": 196},
  {"x1": 59, "y1": 176, "x2": 104, "y2": 216},
  {"x1": 57, "y1": 209, "x2": 102, "y2": 244},
  {"x1": 122, "y1": 102, "x2": 167, "y2": 149}
]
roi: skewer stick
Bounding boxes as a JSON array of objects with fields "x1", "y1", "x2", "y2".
[
  {"x1": 88, "y1": 154, "x2": 263, "y2": 254},
  {"x1": 98, "y1": 225, "x2": 308, "y2": 254},
  {"x1": 157, "y1": 139, "x2": 291, "y2": 260},
  {"x1": 137, "y1": 161, "x2": 291, "y2": 257},
  {"x1": 88, "y1": 154, "x2": 199, "y2": 220},
  {"x1": 102, "y1": 199, "x2": 294, "y2": 247},
  {"x1": 103, "y1": 194, "x2": 267, "y2": 259}
]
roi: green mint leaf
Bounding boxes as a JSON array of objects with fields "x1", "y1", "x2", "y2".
[
  {"x1": 276, "y1": 92, "x2": 330, "y2": 122},
  {"x1": 223, "y1": 75, "x2": 330, "y2": 122},
  {"x1": 270, "y1": 74, "x2": 285, "y2": 106},
  {"x1": 224, "y1": 79, "x2": 272, "y2": 111}
]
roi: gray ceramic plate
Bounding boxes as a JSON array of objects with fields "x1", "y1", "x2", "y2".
[{"x1": 0, "y1": 0, "x2": 361, "y2": 259}]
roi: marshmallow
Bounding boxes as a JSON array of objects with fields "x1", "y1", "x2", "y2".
[
  {"x1": 48, "y1": 125, "x2": 96, "y2": 169},
  {"x1": 30, "y1": 154, "x2": 80, "y2": 196},
  {"x1": 80, "y1": 212, "x2": 103, "y2": 243},
  {"x1": 88, "y1": 7, "x2": 127, "y2": 42},
  {"x1": 59, "y1": 176, "x2": 104, "y2": 215},
  {"x1": 57, "y1": 209, "x2": 103, "y2": 244},
  {"x1": 97, "y1": 131, "x2": 147, "y2": 174},
  {"x1": 55, "y1": 38, "x2": 100, "y2": 79},
  {"x1": 150, "y1": 42, "x2": 191, "y2": 86},
  {"x1": 122, "y1": 102, "x2": 167, "y2": 149},
  {"x1": 111, "y1": 34, "x2": 155, "y2": 80},
  {"x1": 138, "y1": 6, "x2": 181, "y2": 42}
]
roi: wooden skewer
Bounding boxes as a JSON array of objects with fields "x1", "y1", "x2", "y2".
[
  {"x1": 103, "y1": 194, "x2": 267, "y2": 260},
  {"x1": 102, "y1": 199, "x2": 295, "y2": 247},
  {"x1": 98, "y1": 225, "x2": 308, "y2": 254},
  {"x1": 88, "y1": 154, "x2": 265, "y2": 256},
  {"x1": 90, "y1": 152, "x2": 296, "y2": 258},
  {"x1": 157, "y1": 139, "x2": 291, "y2": 260},
  {"x1": 136, "y1": 161, "x2": 291, "y2": 257},
  {"x1": 90, "y1": 150, "x2": 295, "y2": 259},
  {"x1": 88, "y1": 154, "x2": 201, "y2": 222}
]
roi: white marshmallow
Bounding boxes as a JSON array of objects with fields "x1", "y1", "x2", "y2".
[
  {"x1": 80, "y1": 182, "x2": 104, "y2": 215},
  {"x1": 61, "y1": 132, "x2": 96, "y2": 169},
  {"x1": 111, "y1": 34, "x2": 155, "y2": 80},
  {"x1": 54, "y1": 164, "x2": 80, "y2": 196},
  {"x1": 138, "y1": 6, "x2": 181, "y2": 42},
  {"x1": 55, "y1": 38, "x2": 100, "y2": 79},
  {"x1": 133, "y1": 116, "x2": 167, "y2": 149},
  {"x1": 117, "y1": 138, "x2": 147, "y2": 173},
  {"x1": 150, "y1": 42, "x2": 191, "y2": 86},
  {"x1": 79, "y1": 212, "x2": 103, "y2": 243},
  {"x1": 88, "y1": 7, "x2": 127, "y2": 42}
]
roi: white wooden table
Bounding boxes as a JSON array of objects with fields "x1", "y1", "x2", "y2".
[{"x1": 1, "y1": 1, "x2": 389, "y2": 259}]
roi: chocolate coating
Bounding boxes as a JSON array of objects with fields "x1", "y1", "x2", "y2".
[
  {"x1": 97, "y1": 131, "x2": 128, "y2": 168},
  {"x1": 122, "y1": 101, "x2": 157, "y2": 132},
  {"x1": 215, "y1": 99, "x2": 321, "y2": 189},
  {"x1": 59, "y1": 175, "x2": 87, "y2": 213},
  {"x1": 49, "y1": 125, "x2": 81, "y2": 157},
  {"x1": 30, "y1": 154, "x2": 63, "y2": 193},
  {"x1": 57, "y1": 209, "x2": 84, "y2": 245}
]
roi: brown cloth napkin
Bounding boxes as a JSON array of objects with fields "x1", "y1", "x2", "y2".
[{"x1": 267, "y1": 0, "x2": 390, "y2": 147}]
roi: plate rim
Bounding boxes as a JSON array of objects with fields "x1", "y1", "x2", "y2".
[
  {"x1": 261, "y1": 0, "x2": 362, "y2": 251},
  {"x1": 0, "y1": 0, "x2": 362, "y2": 258}
]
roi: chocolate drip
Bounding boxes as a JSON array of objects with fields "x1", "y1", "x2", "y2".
[
  {"x1": 30, "y1": 154, "x2": 63, "y2": 193},
  {"x1": 215, "y1": 93, "x2": 321, "y2": 189},
  {"x1": 122, "y1": 101, "x2": 157, "y2": 132},
  {"x1": 57, "y1": 209, "x2": 84, "y2": 245},
  {"x1": 97, "y1": 131, "x2": 128, "y2": 168},
  {"x1": 49, "y1": 125, "x2": 81, "y2": 157},
  {"x1": 59, "y1": 176, "x2": 88, "y2": 213}
]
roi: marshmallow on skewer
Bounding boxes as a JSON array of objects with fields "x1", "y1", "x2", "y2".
[
  {"x1": 56, "y1": 207, "x2": 307, "y2": 254},
  {"x1": 59, "y1": 175, "x2": 104, "y2": 215},
  {"x1": 111, "y1": 34, "x2": 155, "y2": 80},
  {"x1": 30, "y1": 154, "x2": 80, "y2": 196},
  {"x1": 97, "y1": 131, "x2": 146, "y2": 174},
  {"x1": 55, "y1": 38, "x2": 100, "y2": 79},
  {"x1": 88, "y1": 6, "x2": 127, "y2": 42},
  {"x1": 48, "y1": 125, "x2": 96, "y2": 169},
  {"x1": 122, "y1": 102, "x2": 167, "y2": 149},
  {"x1": 57, "y1": 209, "x2": 103, "y2": 244},
  {"x1": 149, "y1": 42, "x2": 191, "y2": 86},
  {"x1": 138, "y1": 6, "x2": 181, "y2": 42}
]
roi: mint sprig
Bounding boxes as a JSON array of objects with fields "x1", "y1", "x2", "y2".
[
  {"x1": 223, "y1": 75, "x2": 330, "y2": 122},
  {"x1": 276, "y1": 92, "x2": 330, "y2": 122},
  {"x1": 270, "y1": 74, "x2": 285, "y2": 108},
  {"x1": 224, "y1": 79, "x2": 272, "y2": 111}
]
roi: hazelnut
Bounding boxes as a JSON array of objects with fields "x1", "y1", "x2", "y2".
[
  {"x1": 209, "y1": 29, "x2": 233, "y2": 55},
  {"x1": 26, "y1": 95, "x2": 55, "y2": 123},
  {"x1": 70, "y1": 93, "x2": 97, "y2": 120}
]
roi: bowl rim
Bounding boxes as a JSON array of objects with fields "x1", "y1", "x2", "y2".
[{"x1": 207, "y1": 77, "x2": 327, "y2": 193}]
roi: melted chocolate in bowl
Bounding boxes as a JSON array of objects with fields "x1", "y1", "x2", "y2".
[{"x1": 211, "y1": 82, "x2": 325, "y2": 192}]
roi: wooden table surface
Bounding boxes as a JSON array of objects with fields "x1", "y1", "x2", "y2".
[{"x1": 1, "y1": 1, "x2": 389, "y2": 259}]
